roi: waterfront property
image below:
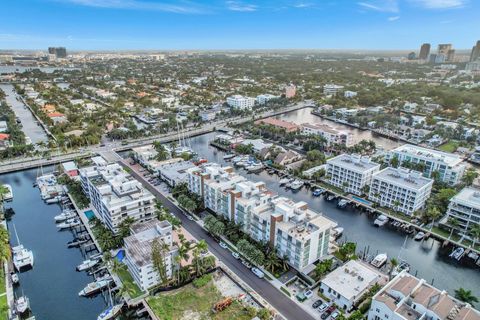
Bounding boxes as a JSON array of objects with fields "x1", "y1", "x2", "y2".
[
  {"x1": 301, "y1": 122, "x2": 354, "y2": 147},
  {"x1": 226, "y1": 95, "x2": 255, "y2": 109},
  {"x1": 320, "y1": 260, "x2": 386, "y2": 312},
  {"x1": 368, "y1": 167, "x2": 433, "y2": 216},
  {"x1": 79, "y1": 156, "x2": 155, "y2": 233},
  {"x1": 254, "y1": 117, "x2": 300, "y2": 133},
  {"x1": 386, "y1": 144, "x2": 466, "y2": 185},
  {"x1": 187, "y1": 163, "x2": 337, "y2": 271},
  {"x1": 124, "y1": 219, "x2": 178, "y2": 291},
  {"x1": 326, "y1": 154, "x2": 380, "y2": 196},
  {"x1": 368, "y1": 270, "x2": 480, "y2": 320},
  {"x1": 445, "y1": 186, "x2": 480, "y2": 238}
]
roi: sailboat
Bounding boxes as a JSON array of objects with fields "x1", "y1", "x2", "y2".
[
  {"x1": 15, "y1": 295, "x2": 30, "y2": 314},
  {"x1": 97, "y1": 284, "x2": 123, "y2": 320},
  {"x1": 12, "y1": 224, "x2": 34, "y2": 271}
]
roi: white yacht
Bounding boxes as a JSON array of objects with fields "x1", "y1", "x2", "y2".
[
  {"x1": 414, "y1": 231, "x2": 425, "y2": 241},
  {"x1": 332, "y1": 227, "x2": 344, "y2": 239},
  {"x1": 223, "y1": 153, "x2": 236, "y2": 160},
  {"x1": 54, "y1": 211, "x2": 77, "y2": 222},
  {"x1": 98, "y1": 303, "x2": 123, "y2": 320},
  {"x1": 374, "y1": 215, "x2": 389, "y2": 227},
  {"x1": 57, "y1": 218, "x2": 81, "y2": 230},
  {"x1": 2, "y1": 184, "x2": 13, "y2": 201},
  {"x1": 290, "y1": 180, "x2": 304, "y2": 190},
  {"x1": 246, "y1": 163, "x2": 264, "y2": 172},
  {"x1": 337, "y1": 199, "x2": 349, "y2": 208},
  {"x1": 77, "y1": 259, "x2": 99, "y2": 272},
  {"x1": 371, "y1": 253, "x2": 388, "y2": 268},
  {"x1": 15, "y1": 296, "x2": 30, "y2": 314},
  {"x1": 12, "y1": 224, "x2": 34, "y2": 270},
  {"x1": 279, "y1": 177, "x2": 290, "y2": 185},
  {"x1": 79, "y1": 276, "x2": 112, "y2": 296},
  {"x1": 449, "y1": 247, "x2": 464, "y2": 261}
]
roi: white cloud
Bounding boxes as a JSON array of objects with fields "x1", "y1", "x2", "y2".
[
  {"x1": 409, "y1": 0, "x2": 467, "y2": 9},
  {"x1": 358, "y1": 0, "x2": 399, "y2": 12},
  {"x1": 293, "y1": 2, "x2": 313, "y2": 8},
  {"x1": 226, "y1": 1, "x2": 257, "y2": 12},
  {"x1": 57, "y1": 0, "x2": 207, "y2": 14},
  {"x1": 388, "y1": 15, "x2": 400, "y2": 21}
]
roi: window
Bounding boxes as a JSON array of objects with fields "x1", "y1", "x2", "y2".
[{"x1": 376, "y1": 309, "x2": 380, "y2": 313}]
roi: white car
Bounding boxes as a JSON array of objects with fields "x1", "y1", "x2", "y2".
[
  {"x1": 241, "y1": 260, "x2": 252, "y2": 269},
  {"x1": 318, "y1": 303, "x2": 329, "y2": 313},
  {"x1": 232, "y1": 252, "x2": 240, "y2": 259},
  {"x1": 251, "y1": 267, "x2": 264, "y2": 279},
  {"x1": 219, "y1": 241, "x2": 228, "y2": 249},
  {"x1": 304, "y1": 290, "x2": 313, "y2": 299}
]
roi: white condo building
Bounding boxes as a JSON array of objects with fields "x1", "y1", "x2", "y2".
[
  {"x1": 446, "y1": 187, "x2": 480, "y2": 237},
  {"x1": 387, "y1": 145, "x2": 466, "y2": 185},
  {"x1": 187, "y1": 164, "x2": 337, "y2": 271},
  {"x1": 256, "y1": 94, "x2": 278, "y2": 105},
  {"x1": 369, "y1": 167, "x2": 433, "y2": 216},
  {"x1": 368, "y1": 271, "x2": 480, "y2": 320},
  {"x1": 226, "y1": 95, "x2": 255, "y2": 109},
  {"x1": 80, "y1": 156, "x2": 155, "y2": 232},
  {"x1": 301, "y1": 123, "x2": 354, "y2": 147},
  {"x1": 124, "y1": 219, "x2": 178, "y2": 291},
  {"x1": 323, "y1": 84, "x2": 344, "y2": 96},
  {"x1": 326, "y1": 154, "x2": 381, "y2": 195}
]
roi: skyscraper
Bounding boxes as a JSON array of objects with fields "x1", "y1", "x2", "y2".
[
  {"x1": 447, "y1": 49, "x2": 455, "y2": 62},
  {"x1": 419, "y1": 43, "x2": 430, "y2": 60},
  {"x1": 47, "y1": 47, "x2": 67, "y2": 59},
  {"x1": 470, "y1": 40, "x2": 480, "y2": 62}
]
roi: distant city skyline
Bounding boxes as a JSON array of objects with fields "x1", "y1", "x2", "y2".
[{"x1": 1, "y1": 0, "x2": 479, "y2": 50}]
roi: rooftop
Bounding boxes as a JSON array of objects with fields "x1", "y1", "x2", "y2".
[
  {"x1": 302, "y1": 122, "x2": 349, "y2": 135},
  {"x1": 327, "y1": 154, "x2": 380, "y2": 172},
  {"x1": 392, "y1": 144, "x2": 464, "y2": 167},
  {"x1": 450, "y1": 186, "x2": 480, "y2": 209},
  {"x1": 373, "y1": 167, "x2": 433, "y2": 190}
]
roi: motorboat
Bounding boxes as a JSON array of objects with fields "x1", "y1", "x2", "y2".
[
  {"x1": 235, "y1": 160, "x2": 248, "y2": 168},
  {"x1": 54, "y1": 211, "x2": 77, "y2": 222},
  {"x1": 326, "y1": 194, "x2": 335, "y2": 201},
  {"x1": 449, "y1": 247, "x2": 464, "y2": 261},
  {"x1": 11, "y1": 273, "x2": 19, "y2": 285},
  {"x1": 468, "y1": 251, "x2": 479, "y2": 260},
  {"x1": 246, "y1": 163, "x2": 264, "y2": 173},
  {"x1": 374, "y1": 215, "x2": 389, "y2": 227},
  {"x1": 98, "y1": 303, "x2": 123, "y2": 320},
  {"x1": 77, "y1": 259, "x2": 100, "y2": 272},
  {"x1": 231, "y1": 156, "x2": 244, "y2": 163},
  {"x1": 414, "y1": 231, "x2": 425, "y2": 241},
  {"x1": 2, "y1": 184, "x2": 13, "y2": 201},
  {"x1": 290, "y1": 180, "x2": 304, "y2": 190},
  {"x1": 57, "y1": 218, "x2": 81, "y2": 229},
  {"x1": 279, "y1": 178, "x2": 290, "y2": 186},
  {"x1": 337, "y1": 199, "x2": 349, "y2": 208},
  {"x1": 391, "y1": 260, "x2": 410, "y2": 277},
  {"x1": 332, "y1": 227, "x2": 344, "y2": 239},
  {"x1": 46, "y1": 196, "x2": 62, "y2": 204},
  {"x1": 312, "y1": 188, "x2": 324, "y2": 196},
  {"x1": 79, "y1": 276, "x2": 112, "y2": 296},
  {"x1": 12, "y1": 225, "x2": 34, "y2": 270},
  {"x1": 371, "y1": 253, "x2": 388, "y2": 268},
  {"x1": 15, "y1": 296, "x2": 30, "y2": 314},
  {"x1": 223, "y1": 153, "x2": 236, "y2": 160}
]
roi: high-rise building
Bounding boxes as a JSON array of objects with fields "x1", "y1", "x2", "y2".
[
  {"x1": 407, "y1": 52, "x2": 416, "y2": 60},
  {"x1": 437, "y1": 44, "x2": 453, "y2": 61},
  {"x1": 419, "y1": 43, "x2": 430, "y2": 60},
  {"x1": 47, "y1": 47, "x2": 67, "y2": 59},
  {"x1": 447, "y1": 49, "x2": 456, "y2": 62},
  {"x1": 470, "y1": 40, "x2": 480, "y2": 62}
]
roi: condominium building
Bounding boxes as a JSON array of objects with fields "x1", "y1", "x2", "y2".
[
  {"x1": 446, "y1": 187, "x2": 480, "y2": 237},
  {"x1": 226, "y1": 95, "x2": 255, "y2": 109},
  {"x1": 369, "y1": 167, "x2": 433, "y2": 216},
  {"x1": 79, "y1": 156, "x2": 155, "y2": 232},
  {"x1": 301, "y1": 123, "x2": 354, "y2": 147},
  {"x1": 254, "y1": 117, "x2": 299, "y2": 133},
  {"x1": 187, "y1": 164, "x2": 337, "y2": 271},
  {"x1": 323, "y1": 84, "x2": 344, "y2": 96},
  {"x1": 326, "y1": 154, "x2": 381, "y2": 195},
  {"x1": 124, "y1": 219, "x2": 178, "y2": 291},
  {"x1": 419, "y1": 43, "x2": 431, "y2": 60},
  {"x1": 285, "y1": 84, "x2": 296, "y2": 98},
  {"x1": 256, "y1": 94, "x2": 278, "y2": 105},
  {"x1": 368, "y1": 271, "x2": 480, "y2": 320},
  {"x1": 387, "y1": 144, "x2": 466, "y2": 185}
]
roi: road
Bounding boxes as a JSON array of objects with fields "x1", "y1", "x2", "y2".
[{"x1": 121, "y1": 160, "x2": 315, "y2": 320}]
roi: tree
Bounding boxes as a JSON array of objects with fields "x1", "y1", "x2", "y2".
[
  {"x1": 153, "y1": 141, "x2": 169, "y2": 161},
  {"x1": 118, "y1": 217, "x2": 135, "y2": 239},
  {"x1": 454, "y1": 288, "x2": 478, "y2": 305},
  {"x1": 425, "y1": 206, "x2": 442, "y2": 230},
  {"x1": 151, "y1": 239, "x2": 169, "y2": 286},
  {"x1": 0, "y1": 225, "x2": 10, "y2": 262},
  {"x1": 462, "y1": 169, "x2": 478, "y2": 187},
  {"x1": 314, "y1": 259, "x2": 333, "y2": 279},
  {"x1": 388, "y1": 258, "x2": 398, "y2": 280},
  {"x1": 264, "y1": 251, "x2": 282, "y2": 273},
  {"x1": 448, "y1": 217, "x2": 460, "y2": 239},
  {"x1": 390, "y1": 155, "x2": 399, "y2": 168},
  {"x1": 469, "y1": 224, "x2": 480, "y2": 248}
]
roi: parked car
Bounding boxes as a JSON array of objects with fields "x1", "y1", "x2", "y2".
[
  {"x1": 304, "y1": 290, "x2": 313, "y2": 299},
  {"x1": 312, "y1": 300, "x2": 323, "y2": 308},
  {"x1": 232, "y1": 252, "x2": 240, "y2": 259},
  {"x1": 241, "y1": 259, "x2": 252, "y2": 269},
  {"x1": 321, "y1": 306, "x2": 336, "y2": 320},
  {"x1": 251, "y1": 267, "x2": 264, "y2": 279},
  {"x1": 219, "y1": 241, "x2": 228, "y2": 249},
  {"x1": 317, "y1": 303, "x2": 329, "y2": 313},
  {"x1": 331, "y1": 311, "x2": 340, "y2": 319}
]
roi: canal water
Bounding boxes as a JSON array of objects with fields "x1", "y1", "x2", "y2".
[
  {"x1": 275, "y1": 107, "x2": 403, "y2": 151},
  {"x1": 185, "y1": 131, "x2": 480, "y2": 299},
  {"x1": 1, "y1": 167, "x2": 107, "y2": 319},
  {"x1": 0, "y1": 83, "x2": 50, "y2": 144}
]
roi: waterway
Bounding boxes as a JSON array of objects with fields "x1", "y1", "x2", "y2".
[
  {"x1": 0, "y1": 83, "x2": 49, "y2": 144},
  {"x1": 185, "y1": 131, "x2": 480, "y2": 299},
  {"x1": 275, "y1": 107, "x2": 403, "y2": 151},
  {"x1": 1, "y1": 167, "x2": 107, "y2": 319},
  {"x1": 0, "y1": 65, "x2": 78, "y2": 74}
]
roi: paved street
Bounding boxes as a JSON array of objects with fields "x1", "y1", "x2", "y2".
[{"x1": 122, "y1": 160, "x2": 316, "y2": 320}]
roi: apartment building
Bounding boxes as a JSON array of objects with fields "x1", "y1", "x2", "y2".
[
  {"x1": 368, "y1": 271, "x2": 480, "y2": 320},
  {"x1": 80, "y1": 156, "x2": 155, "y2": 232},
  {"x1": 256, "y1": 94, "x2": 278, "y2": 105},
  {"x1": 446, "y1": 187, "x2": 480, "y2": 237},
  {"x1": 387, "y1": 144, "x2": 466, "y2": 185},
  {"x1": 369, "y1": 167, "x2": 433, "y2": 216},
  {"x1": 326, "y1": 154, "x2": 381, "y2": 195},
  {"x1": 124, "y1": 219, "x2": 178, "y2": 291},
  {"x1": 254, "y1": 117, "x2": 299, "y2": 133},
  {"x1": 226, "y1": 95, "x2": 255, "y2": 109},
  {"x1": 187, "y1": 164, "x2": 337, "y2": 271},
  {"x1": 323, "y1": 84, "x2": 344, "y2": 96},
  {"x1": 301, "y1": 123, "x2": 354, "y2": 147}
]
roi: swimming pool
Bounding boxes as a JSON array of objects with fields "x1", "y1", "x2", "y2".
[
  {"x1": 351, "y1": 195, "x2": 372, "y2": 206},
  {"x1": 84, "y1": 210, "x2": 95, "y2": 221}
]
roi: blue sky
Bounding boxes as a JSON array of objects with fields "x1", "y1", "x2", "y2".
[{"x1": 1, "y1": 0, "x2": 479, "y2": 50}]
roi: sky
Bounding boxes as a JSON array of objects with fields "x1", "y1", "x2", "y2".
[{"x1": 1, "y1": 0, "x2": 479, "y2": 50}]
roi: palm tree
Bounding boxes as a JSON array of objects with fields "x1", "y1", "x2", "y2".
[
  {"x1": 425, "y1": 206, "x2": 442, "y2": 230},
  {"x1": 448, "y1": 217, "x2": 460, "y2": 239},
  {"x1": 116, "y1": 283, "x2": 136, "y2": 301},
  {"x1": 469, "y1": 224, "x2": 480, "y2": 249},
  {"x1": 388, "y1": 258, "x2": 398, "y2": 280},
  {"x1": 263, "y1": 251, "x2": 282, "y2": 273},
  {"x1": 195, "y1": 239, "x2": 208, "y2": 253},
  {"x1": 454, "y1": 288, "x2": 479, "y2": 305}
]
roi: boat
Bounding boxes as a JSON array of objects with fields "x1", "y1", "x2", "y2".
[
  {"x1": 246, "y1": 163, "x2": 264, "y2": 173},
  {"x1": 449, "y1": 247, "x2": 464, "y2": 261},
  {"x1": 312, "y1": 188, "x2": 324, "y2": 196},
  {"x1": 235, "y1": 160, "x2": 248, "y2": 168},
  {"x1": 332, "y1": 227, "x2": 344, "y2": 239},
  {"x1": 54, "y1": 211, "x2": 77, "y2": 222},
  {"x1": 11, "y1": 273, "x2": 19, "y2": 285},
  {"x1": 57, "y1": 218, "x2": 81, "y2": 229},
  {"x1": 468, "y1": 251, "x2": 479, "y2": 260},
  {"x1": 371, "y1": 253, "x2": 388, "y2": 268},
  {"x1": 15, "y1": 296, "x2": 30, "y2": 314},
  {"x1": 231, "y1": 156, "x2": 243, "y2": 163},
  {"x1": 290, "y1": 180, "x2": 304, "y2": 190},
  {"x1": 374, "y1": 215, "x2": 389, "y2": 227},
  {"x1": 98, "y1": 303, "x2": 123, "y2": 320},
  {"x1": 77, "y1": 259, "x2": 100, "y2": 272},
  {"x1": 12, "y1": 224, "x2": 34, "y2": 271},
  {"x1": 46, "y1": 196, "x2": 62, "y2": 204},
  {"x1": 391, "y1": 260, "x2": 410, "y2": 277},
  {"x1": 326, "y1": 194, "x2": 336, "y2": 201},
  {"x1": 414, "y1": 231, "x2": 425, "y2": 241},
  {"x1": 223, "y1": 153, "x2": 236, "y2": 160},
  {"x1": 337, "y1": 199, "x2": 349, "y2": 208},
  {"x1": 79, "y1": 276, "x2": 112, "y2": 296},
  {"x1": 279, "y1": 178, "x2": 290, "y2": 186},
  {"x1": 2, "y1": 184, "x2": 13, "y2": 201}
]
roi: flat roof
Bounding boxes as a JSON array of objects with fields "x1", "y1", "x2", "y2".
[
  {"x1": 373, "y1": 167, "x2": 433, "y2": 190},
  {"x1": 327, "y1": 154, "x2": 380, "y2": 172},
  {"x1": 392, "y1": 144, "x2": 463, "y2": 167},
  {"x1": 451, "y1": 187, "x2": 480, "y2": 209}
]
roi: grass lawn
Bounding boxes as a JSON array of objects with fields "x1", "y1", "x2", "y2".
[
  {"x1": 0, "y1": 267, "x2": 7, "y2": 320},
  {"x1": 438, "y1": 141, "x2": 459, "y2": 153},
  {"x1": 147, "y1": 280, "x2": 255, "y2": 320},
  {"x1": 116, "y1": 265, "x2": 143, "y2": 299}
]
